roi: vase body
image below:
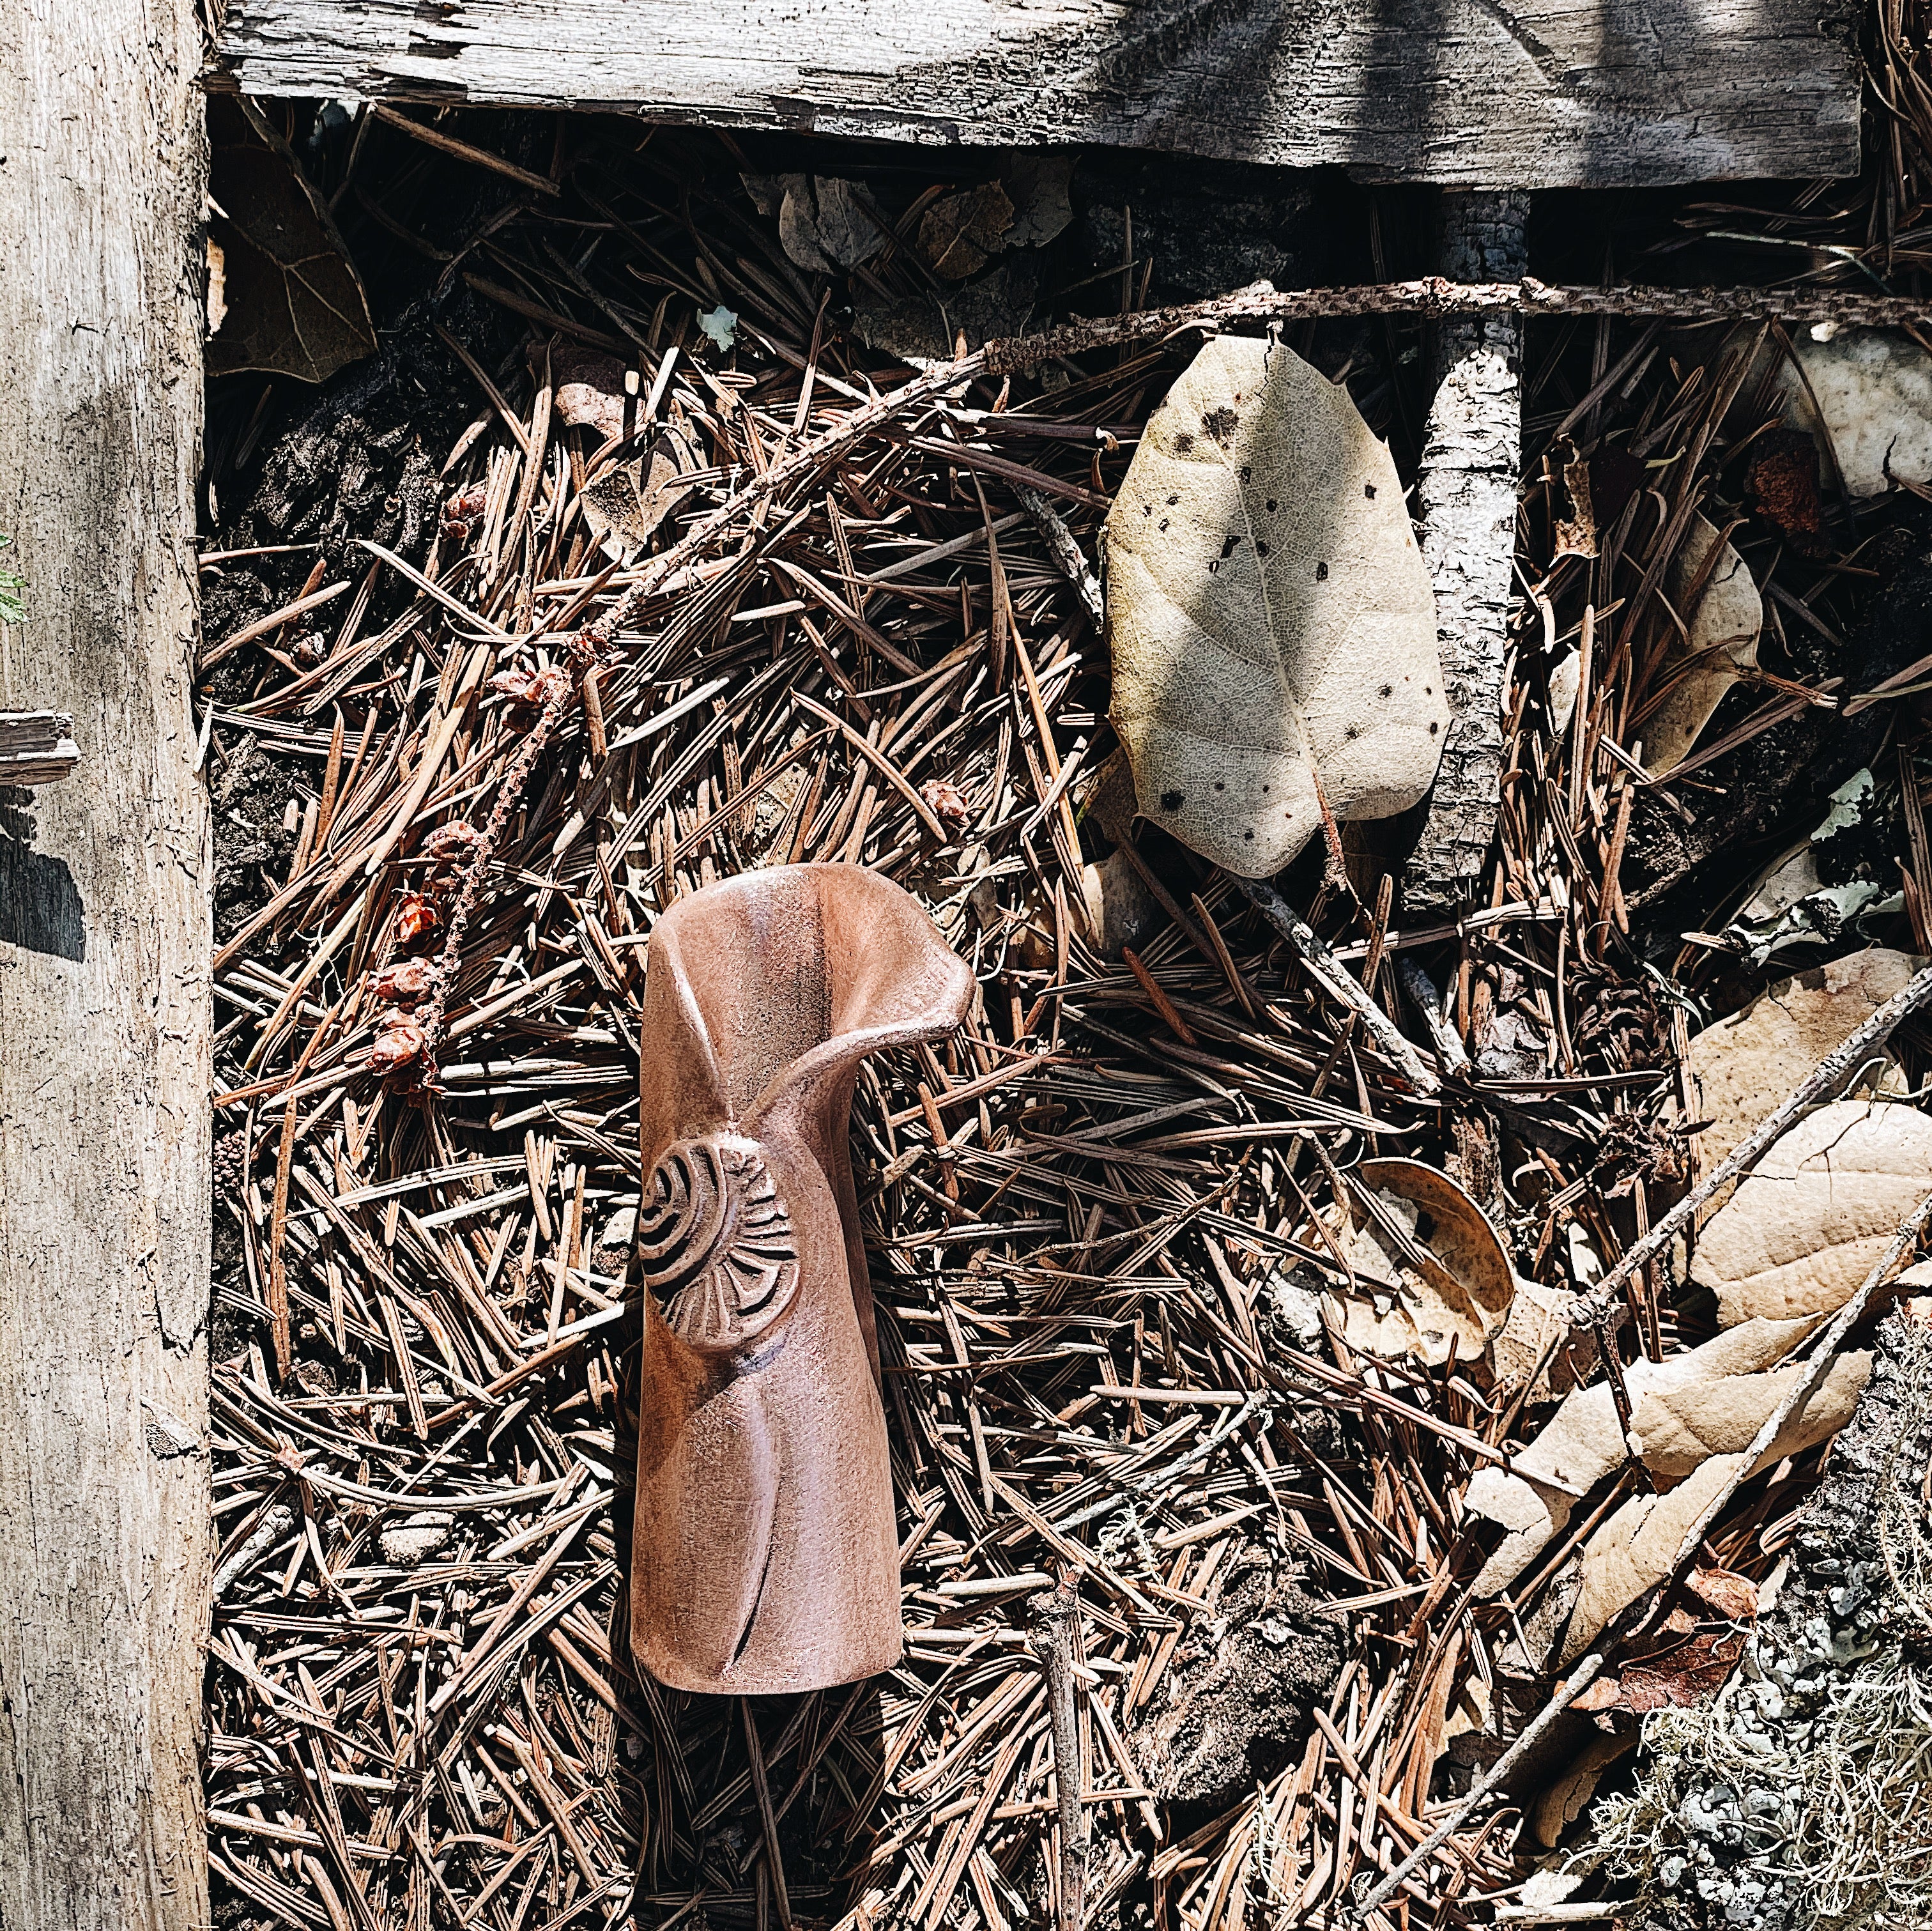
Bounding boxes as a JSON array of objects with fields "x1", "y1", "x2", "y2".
[{"x1": 631, "y1": 863, "x2": 973, "y2": 1693}]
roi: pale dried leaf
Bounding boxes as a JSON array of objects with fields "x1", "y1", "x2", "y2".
[
  {"x1": 1687, "y1": 949, "x2": 1922, "y2": 1186},
  {"x1": 580, "y1": 424, "x2": 701, "y2": 562},
  {"x1": 552, "y1": 346, "x2": 631, "y2": 443},
  {"x1": 1326, "y1": 1158, "x2": 1513, "y2": 1368},
  {"x1": 1105, "y1": 335, "x2": 1445, "y2": 877},
  {"x1": 1467, "y1": 1314, "x2": 1821, "y2": 1596},
  {"x1": 1467, "y1": 1468, "x2": 1573, "y2": 1599},
  {"x1": 1691, "y1": 1100, "x2": 1932, "y2": 1325},
  {"x1": 1630, "y1": 1348, "x2": 1869, "y2": 1481},
  {"x1": 1561, "y1": 1454, "x2": 1742, "y2": 1663},
  {"x1": 1643, "y1": 514, "x2": 1760, "y2": 774},
  {"x1": 1487, "y1": 1276, "x2": 1598, "y2": 1404}
]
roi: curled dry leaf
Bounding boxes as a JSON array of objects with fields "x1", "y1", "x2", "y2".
[
  {"x1": 1531, "y1": 1730, "x2": 1636, "y2": 1848},
  {"x1": 1691, "y1": 1099, "x2": 1932, "y2": 1326},
  {"x1": 1468, "y1": 1314, "x2": 1831, "y2": 1597},
  {"x1": 1105, "y1": 335, "x2": 1445, "y2": 879},
  {"x1": 1686, "y1": 949, "x2": 1922, "y2": 1203},
  {"x1": 1326, "y1": 1158, "x2": 1514, "y2": 1369},
  {"x1": 1629, "y1": 1348, "x2": 1871, "y2": 1482},
  {"x1": 1641, "y1": 513, "x2": 1759, "y2": 775},
  {"x1": 550, "y1": 346, "x2": 632, "y2": 443}
]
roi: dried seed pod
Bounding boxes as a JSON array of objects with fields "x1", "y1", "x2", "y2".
[
  {"x1": 394, "y1": 893, "x2": 440, "y2": 944},
  {"x1": 368, "y1": 958, "x2": 433, "y2": 1003},
  {"x1": 491, "y1": 665, "x2": 571, "y2": 710},
  {"x1": 424, "y1": 820, "x2": 482, "y2": 864},
  {"x1": 369, "y1": 1017, "x2": 425, "y2": 1073},
  {"x1": 919, "y1": 778, "x2": 972, "y2": 829}
]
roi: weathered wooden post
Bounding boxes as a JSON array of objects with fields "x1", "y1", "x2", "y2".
[{"x1": 0, "y1": 7, "x2": 211, "y2": 1928}]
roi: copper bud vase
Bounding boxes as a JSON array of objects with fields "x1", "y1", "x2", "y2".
[{"x1": 631, "y1": 864, "x2": 974, "y2": 1694}]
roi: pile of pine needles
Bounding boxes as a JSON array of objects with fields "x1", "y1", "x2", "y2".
[{"x1": 197, "y1": 59, "x2": 1932, "y2": 1931}]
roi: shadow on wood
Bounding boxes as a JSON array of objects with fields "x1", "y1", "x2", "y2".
[{"x1": 0, "y1": 790, "x2": 84, "y2": 962}]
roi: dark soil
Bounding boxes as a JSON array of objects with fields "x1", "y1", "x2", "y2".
[{"x1": 1131, "y1": 1558, "x2": 1346, "y2": 1815}]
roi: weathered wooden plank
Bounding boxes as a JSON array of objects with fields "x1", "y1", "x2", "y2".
[
  {"x1": 215, "y1": 0, "x2": 1860, "y2": 188},
  {"x1": 0, "y1": 712, "x2": 82, "y2": 788},
  {"x1": 0, "y1": 4, "x2": 211, "y2": 1928}
]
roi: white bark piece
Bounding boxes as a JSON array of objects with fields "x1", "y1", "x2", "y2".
[
  {"x1": 1691, "y1": 1100, "x2": 1932, "y2": 1327},
  {"x1": 1105, "y1": 334, "x2": 1445, "y2": 880},
  {"x1": 1406, "y1": 189, "x2": 1526, "y2": 912},
  {"x1": 211, "y1": 0, "x2": 1861, "y2": 189},
  {"x1": 1775, "y1": 327, "x2": 1932, "y2": 498}
]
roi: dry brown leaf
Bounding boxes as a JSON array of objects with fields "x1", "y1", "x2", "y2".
[
  {"x1": 918, "y1": 182, "x2": 1015, "y2": 280},
  {"x1": 551, "y1": 347, "x2": 631, "y2": 443},
  {"x1": 1572, "y1": 1629, "x2": 1745, "y2": 1714},
  {"x1": 1468, "y1": 1314, "x2": 1823, "y2": 1596},
  {"x1": 205, "y1": 96, "x2": 375, "y2": 385},
  {"x1": 1531, "y1": 1730, "x2": 1636, "y2": 1847},
  {"x1": 1104, "y1": 335, "x2": 1444, "y2": 878},
  {"x1": 1326, "y1": 1158, "x2": 1514, "y2": 1368},
  {"x1": 1687, "y1": 1564, "x2": 1761, "y2": 1622},
  {"x1": 1687, "y1": 949, "x2": 1922, "y2": 1186},
  {"x1": 1641, "y1": 514, "x2": 1760, "y2": 774},
  {"x1": 1000, "y1": 155, "x2": 1075, "y2": 249},
  {"x1": 1691, "y1": 1100, "x2": 1932, "y2": 1326},
  {"x1": 1561, "y1": 1454, "x2": 1741, "y2": 1663},
  {"x1": 579, "y1": 421, "x2": 702, "y2": 562},
  {"x1": 776, "y1": 176, "x2": 886, "y2": 273},
  {"x1": 1487, "y1": 1276, "x2": 1598, "y2": 1404}
]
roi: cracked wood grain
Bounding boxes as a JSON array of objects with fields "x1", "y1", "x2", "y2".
[
  {"x1": 211, "y1": 0, "x2": 1859, "y2": 189},
  {"x1": 0, "y1": 5, "x2": 211, "y2": 1927}
]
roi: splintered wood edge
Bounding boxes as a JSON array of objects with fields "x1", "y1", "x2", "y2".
[
  {"x1": 209, "y1": 0, "x2": 1861, "y2": 189},
  {"x1": 0, "y1": 710, "x2": 80, "y2": 785}
]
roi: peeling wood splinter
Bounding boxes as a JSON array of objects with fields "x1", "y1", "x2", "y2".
[{"x1": 0, "y1": 711, "x2": 79, "y2": 788}]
